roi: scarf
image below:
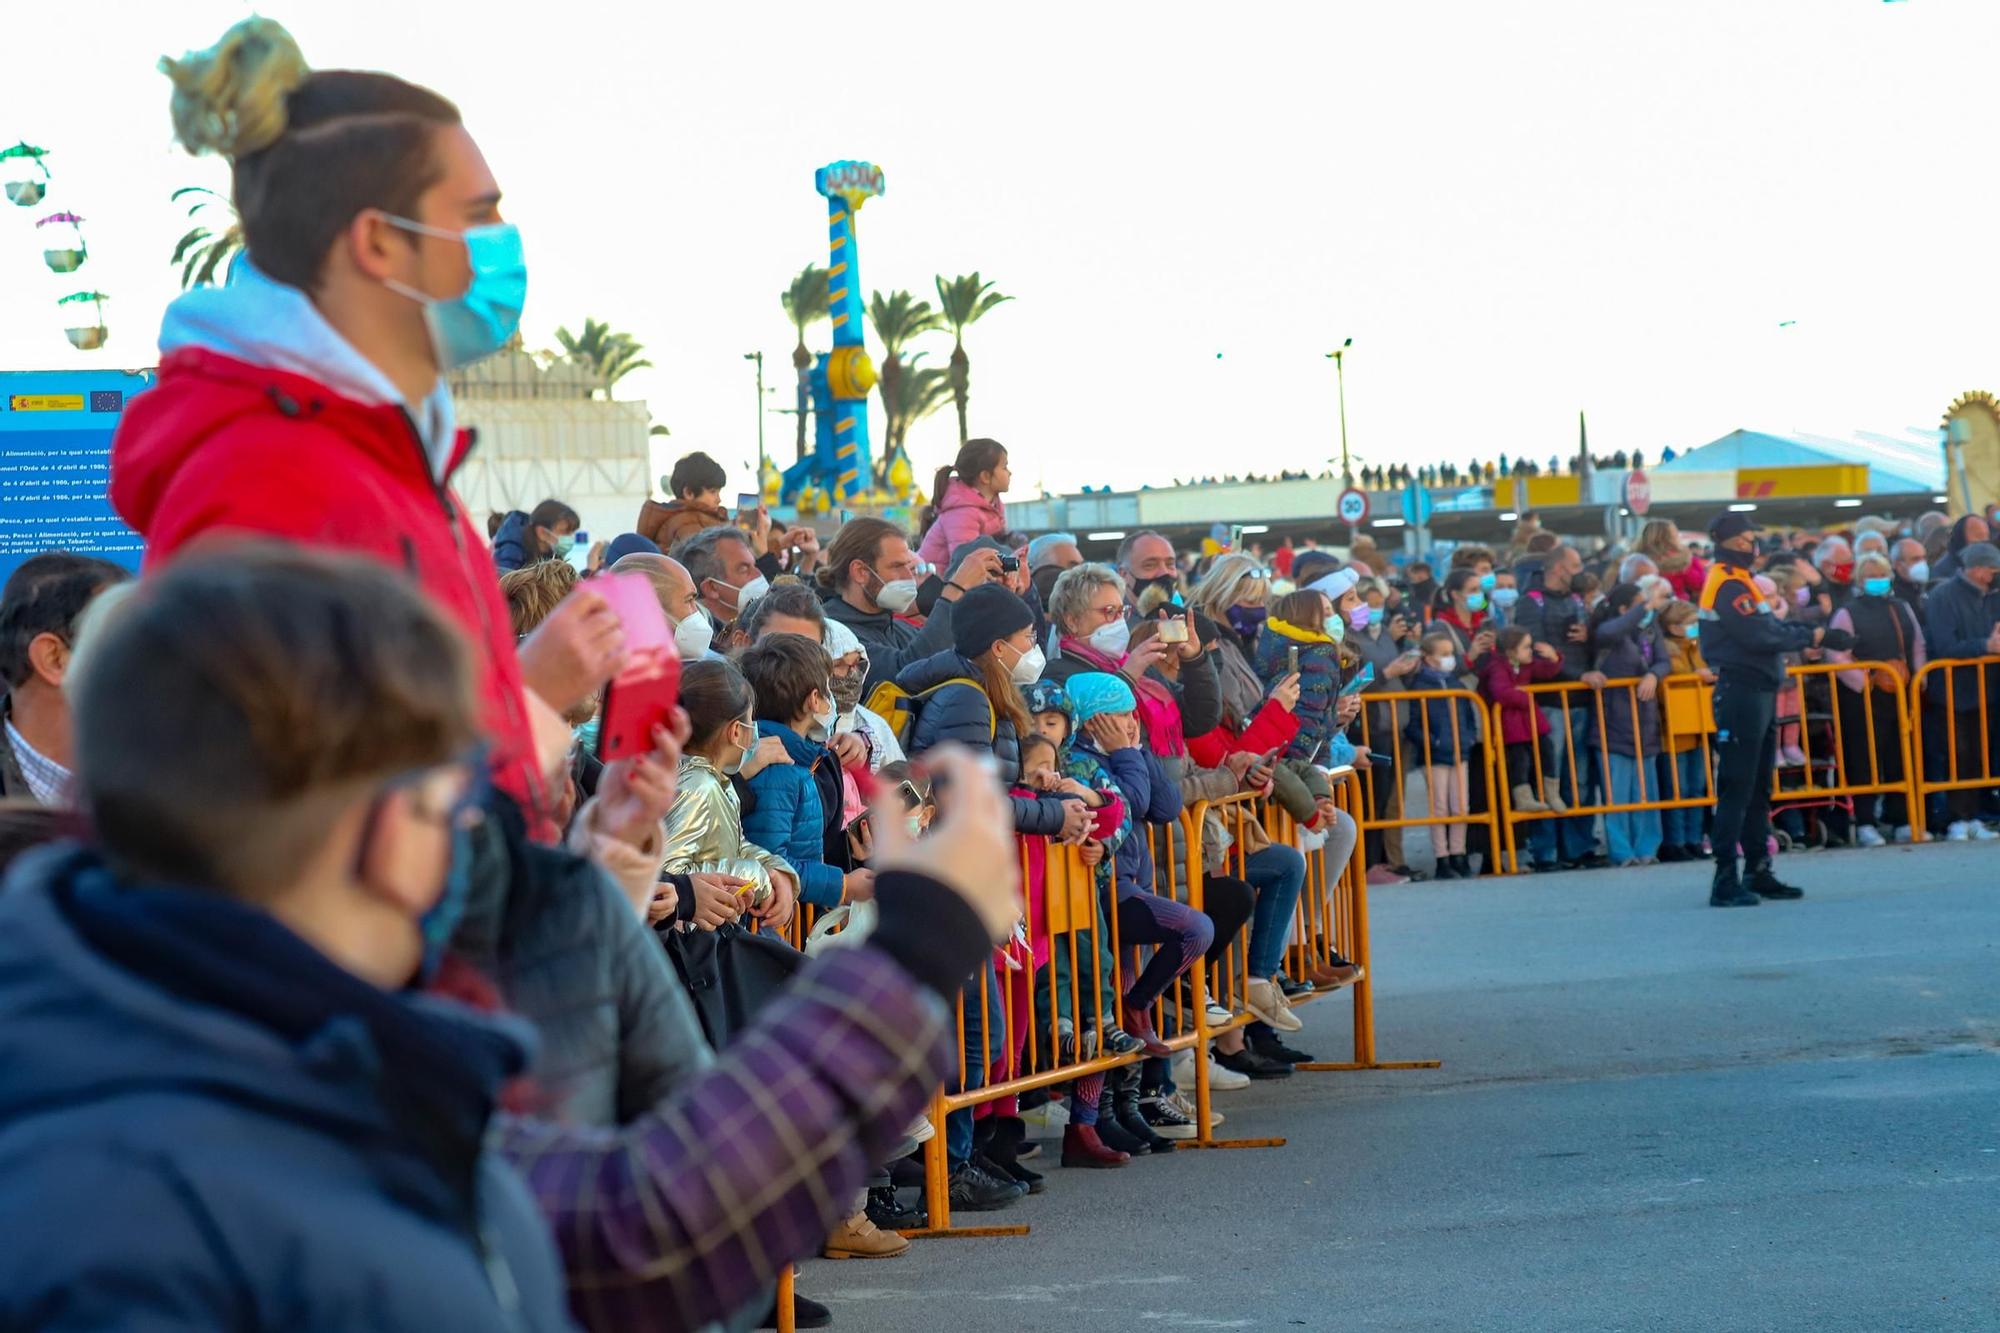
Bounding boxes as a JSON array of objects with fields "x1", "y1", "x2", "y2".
[{"x1": 1058, "y1": 634, "x2": 1186, "y2": 756}]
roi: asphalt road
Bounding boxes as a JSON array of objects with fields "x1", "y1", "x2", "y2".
[{"x1": 803, "y1": 843, "x2": 2000, "y2": 1332}]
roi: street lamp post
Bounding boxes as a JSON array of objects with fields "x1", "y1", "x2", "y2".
[
  {"x1": 743, "y1": 351, "x2": 765, "y2": 471},
  {"x1": 1327, "y1": 337, "x2": 1354, "y2": 486}
]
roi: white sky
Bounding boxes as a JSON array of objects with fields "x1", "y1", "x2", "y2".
[{"x1": 3, "y1": 0, "x2": 1994, "y2": 499}]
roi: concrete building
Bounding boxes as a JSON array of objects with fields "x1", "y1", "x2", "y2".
[{"x1": 446, "y1": 347, "x2": 652, "y2": 548}]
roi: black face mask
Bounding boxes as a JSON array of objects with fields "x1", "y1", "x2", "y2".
[
  {"x1": 1716, "y1": 542, "x2": 1754, "y2": 568},
  {"x1": 1133, "y1": 574, "x2": 1181, "y2": 604},
  {"x1": 1031, "y1": 564, "x2": 1064, "y2": 606}
]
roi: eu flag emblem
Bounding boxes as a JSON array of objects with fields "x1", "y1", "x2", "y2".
[{"x1": 89, "y1": 391, "x2": 124, "y2": 413}]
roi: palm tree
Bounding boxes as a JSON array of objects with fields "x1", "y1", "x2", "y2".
[
  {"x1": 554, "y1": 318, "x2": 653, "y2": 387},
  {"x1": 934, "y1": 273, "x2": 1012, "y2": 445},
  {"x1": 170, "y1": 186, "x2": 243, "y2": 289},
  {"x1": 781, "y1": 265, "x2": 830, "y2": 463},
  {"x1": 884, "y1": 352, "x2": 952, "y2": 455},
  {"x1": 868, "y1": 289, "x2": 943, "y2": 484}
]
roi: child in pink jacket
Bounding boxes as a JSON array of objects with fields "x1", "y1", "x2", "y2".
[{"x1": 917, "y1": 438, "x2": 1011, "y2": 567}]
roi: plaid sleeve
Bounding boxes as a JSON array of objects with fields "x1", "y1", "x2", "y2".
[{"x1": 495, "y1": 945, "x2": 950, "y2": 1333}]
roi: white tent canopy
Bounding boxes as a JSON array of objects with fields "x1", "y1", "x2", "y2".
[{"x1": 1657, "y1": 427, "x2": 1944, "y2": 495}]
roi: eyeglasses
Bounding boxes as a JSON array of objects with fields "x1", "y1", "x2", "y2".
[{"x1": 382, "y1": 744, "x2": 490, "y2": 834}]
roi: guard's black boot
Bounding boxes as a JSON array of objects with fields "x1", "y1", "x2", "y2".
[
  {"x1": 1745, "y1": 860, "x2": 1804, "y2": 901},
  {"x1": 1710, "y1": 860, "x2": 1760, "y2": 908}
]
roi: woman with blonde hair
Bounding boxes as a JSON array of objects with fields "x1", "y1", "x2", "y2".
[{"x1": 1637, "y1": 519, "x2": 1707, "y2": 601}]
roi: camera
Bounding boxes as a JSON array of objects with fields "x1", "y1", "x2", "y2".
[{"x1": 998, "y1": 553, "x2": 1020, "y2": 573}]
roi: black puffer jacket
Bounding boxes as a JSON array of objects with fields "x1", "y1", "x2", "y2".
[
  {"x1": 896, "y1": 648, "x2": 1072, "y2": 837},
  {"x1": 453, "y1": 797, "x2": 713, "y2": 1128}
]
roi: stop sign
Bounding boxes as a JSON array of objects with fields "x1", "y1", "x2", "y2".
[
  {"x1": 1336, "y1": 487, "x2": 1370, "y2": 526},
  {"x1": 1625, "y1": 469, "x2": 1651, "y2": 515}
]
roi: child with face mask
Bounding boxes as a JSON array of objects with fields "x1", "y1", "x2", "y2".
[
  {"x1": 737, "y1": 633, "x2": 872, "y2": 913},
  {"x1": 1404, "y1": 631, "x2": 1482, "y2": 879},
  {"x1": 1657, "y1": 599, "x2": 1715, "y2": 862},
  {"x1": 1253, "y1": 589, "x2": 1360, "y2": 767},
  {"x1": 660, "y1": 659, "x2": 798, "y2": 927},
  {"x1": 1481, "y1": 626, "x2": 1568, "y2": 825},
  {"x1": 1017, "y1": 681, "x2": 1144, "y2": 1170}
]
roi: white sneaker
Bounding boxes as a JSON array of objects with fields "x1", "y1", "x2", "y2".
[
  {"x1": 1892, "y1": 825, "x2": 1913, "y2": 844},
  {"x1": 1020, "y1": 1099, "x2": 1069, "y2": 1129},
  {"x1": 1946, "y1": 821, "x2": 1972, "y2": 842},
  {"x1": 906, "y1": 1115, "x2": 935, "y2": 1145},
  {"x1": 1245, "y1": 978, "x2": 1303, "y2": 1032},
  {"x1": 1855, "y1": 825, "x2": 1886, "y2": 848},
  {"x1": 1973, "y1": 822, "x2": 1999, "y2": 841},
  {"x1": 1205, "y1": 1001, "x2": 1233, "y2": 1026},
  {"x1": 1207, "y1": 1054, "x2": 1250, "y2": 1090},
  {"x1": 1168, "y1": 1090, "x2": 1222, "y2": 1129}
]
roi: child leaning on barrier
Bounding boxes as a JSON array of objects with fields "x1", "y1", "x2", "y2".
[
  {"x1": 1480, "y1": 625, "x2": 1568, "y2": 816},
  {"x1": 1021, "y1": 682, "x2": 1146, "y2": 1060},
  {"x1": 1586, "y1": 580, "x2": 1671, "y2": 866},
  {"x1": 1657, "y1": 600, "x2": 1714, "y2": 862},
  {"x1": 1405, "y1": 630, "x2": 1481, "y2": 879}
]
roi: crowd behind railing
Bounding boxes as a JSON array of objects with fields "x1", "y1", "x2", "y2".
[{"x1": 11, "y1": 409, "x2": 2000, "y2": 1330}]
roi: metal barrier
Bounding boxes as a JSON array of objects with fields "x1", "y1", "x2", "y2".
[
  {"x1": 1908, "y1": 654, "x2": 2000, "y2": 841},
  {"x1": 913, "y1": 835, "x2": 1141, "y2": 1238},
  {"x1": 1491, "y1": 663, "x2": 1921, "y2": 870},
  {"x1": 1350, "y1": 686, "x2": 1506, "y2": 874}
]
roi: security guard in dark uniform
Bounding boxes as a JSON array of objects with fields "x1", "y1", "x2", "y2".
[{"x1": 1696, "y1": 512, "x2": 1853, "y2": 907}]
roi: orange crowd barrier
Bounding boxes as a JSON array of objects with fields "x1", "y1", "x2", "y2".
[
  {"x1": 1350, "y1": 686, "x2": 1506, "y2": 875},
  {"x1": 1908, "y1": 654, "x2": 2000, "y2": 841},
  {"x1": 1490, "y1": 662, "x2": 1924, "y2": 869}
]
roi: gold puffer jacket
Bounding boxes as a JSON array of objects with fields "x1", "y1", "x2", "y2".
[{"x1": 660, "y1": 756, "x2": 794, "y2": 907}]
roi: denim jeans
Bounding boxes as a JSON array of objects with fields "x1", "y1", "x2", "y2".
[
  {"x1": 1660, "y1": 748, "x2": 1709, "y2": 846},
  {"x1": 1603, "y1": 751, "x2": 1663, "y2": 863},
  {"x1": 946, "y1": 964, "x2": 1004, "y2": 1166},
  {"x1": 1243, "y1": 844, "x2": 1307, "y2": 978},
  {"x1": 1526, "y1": 705, "x2": 1597, "y2": 864}
]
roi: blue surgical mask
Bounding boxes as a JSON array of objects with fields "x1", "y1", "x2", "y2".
[
  {"x1": 1492, "y1": 587, "x2": 1520, "y2": 609},
  {"x1": 381, "y1": 216, "x2": 528, "y2": 371},
  {"x1": 1479, "y1": 572, "x2": 1497, "y2": 591},
  {"x1": 1641, "y1": 609, "x2": 1656, "y2": 627},
  {"x1": 1686, "y1": 622, "x2": 1701, "y2": 641},
  {"x1": 1860, "y1": 576, "x2": 1890, "y2": 597},
  {"x1": 1465, "y1": 591, "x2": 1488, "y2": 612},
  {"x1": 417, "y1": 822, "x2": 476, "y2": 985}
]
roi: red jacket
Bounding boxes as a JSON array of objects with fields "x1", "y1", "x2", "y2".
[
  {"x1": 1187, "y1": 698, "x2": 1300, "y2": 767},
  {"x1": 1479, "y1": 653, "x2": 1563, "y2": 745},
  {"x1": 110, "y1": 348, "x2": 544, "y2": 819}
]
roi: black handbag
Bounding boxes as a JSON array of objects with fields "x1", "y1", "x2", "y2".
[{"x1": 660, "y1": 921, "x2": 805, "y2": 1049}]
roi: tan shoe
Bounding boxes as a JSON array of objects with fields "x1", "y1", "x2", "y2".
[
  {"x1": 1511, "y1": 783, "x2": 1550, "y2": 814},
  {"x1": 1312, "y1": 960, "x2": 1366, "y2": 990},
  {"x1": 1541, "y1": 778, "x2": 1569, "y2": 814},
  {"x1": 822, "y1": 1211, "x2": 911, "y2": 1260},
  {"x1": 1245, "y1": 977, "x2": 1303, "y2": 1032}
]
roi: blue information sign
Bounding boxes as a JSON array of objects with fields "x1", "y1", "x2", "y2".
[
  {"x1": 0, "y1": 368, "x2": 152, "y2": 582},
  {"x1": 1401, "y1": 482, "x2": 1434, "y2": 528}
]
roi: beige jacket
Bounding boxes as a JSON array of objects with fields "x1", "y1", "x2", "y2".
[{"x1": 659, "y1": 756, "x2": 793, "y2": 907}]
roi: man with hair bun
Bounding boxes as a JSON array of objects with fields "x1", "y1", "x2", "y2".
[{"x1": 114, "y1": 15, "x2": 601, "y2": 826}]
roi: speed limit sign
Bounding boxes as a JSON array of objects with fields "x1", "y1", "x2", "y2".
[{"x1": 1336, "y1": 487, "x2": 1370, "y2": 526}]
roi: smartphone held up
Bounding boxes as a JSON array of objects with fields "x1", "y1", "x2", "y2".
[{"x1": 591, "y1": 572, "x2": 682, "y2": 761}]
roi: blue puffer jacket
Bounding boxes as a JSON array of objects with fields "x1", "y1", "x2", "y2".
[
  {"x1": 0, "y1": 846, "x2": 576, "y2": 1333},
  {"x1": 1403, "y1": 664, "x2": 1482, "y2": 765},
  {"x1": 741, "y1": 721, "x2": 849, "y2": 910},
  {"x1": 492, "y1": 508, "x2": 534, "y2": 574},
  {"x1": 896, "y1": 648, "x2": 1071, "y2": 837}
]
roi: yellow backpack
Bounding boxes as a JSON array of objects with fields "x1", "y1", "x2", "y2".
[{"x1": 864, "y1": 676, "x2": 996, "y2": 749}]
